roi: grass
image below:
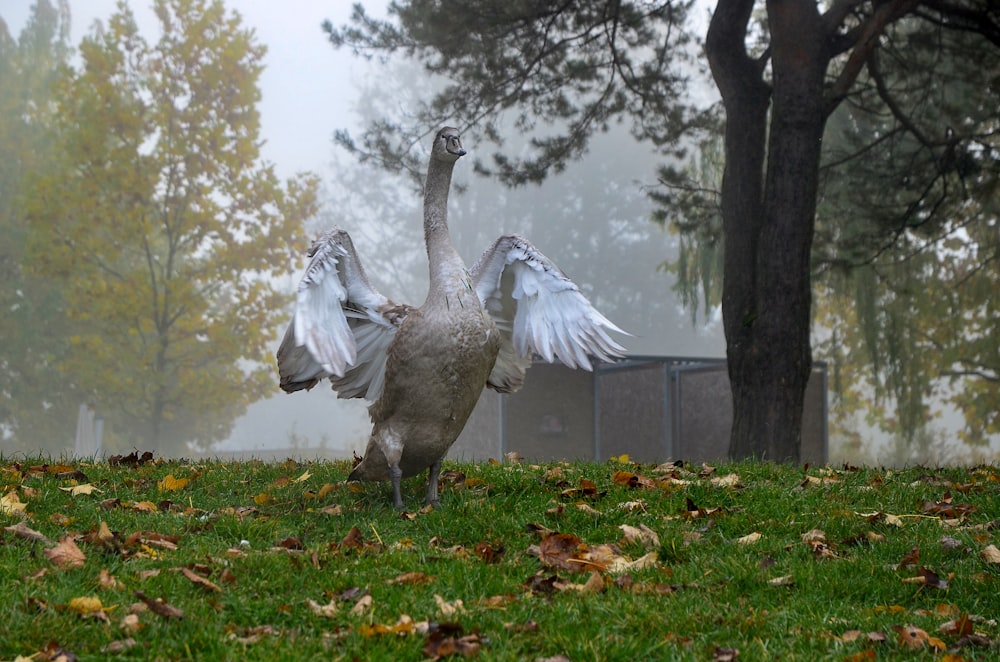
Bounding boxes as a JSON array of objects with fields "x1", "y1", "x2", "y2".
[{"x1": 1, "y1": 455, "x2": 998, "y2": 660}]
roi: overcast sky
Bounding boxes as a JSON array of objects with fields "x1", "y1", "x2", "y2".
[{"x1": 3, "y1": 0, "x2": 364, "y2": 181}]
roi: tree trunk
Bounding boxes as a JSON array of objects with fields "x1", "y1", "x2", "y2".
[{"x1": 708, "y1": 0, "x2": 828, "y2": 462}]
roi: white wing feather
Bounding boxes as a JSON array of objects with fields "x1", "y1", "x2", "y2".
[
  {"x1": 471, "y1": 235, "x2": 627, "y2": 391},
  {"x1": 277, "y1": 228, "x2": 404, "y2": 401}
]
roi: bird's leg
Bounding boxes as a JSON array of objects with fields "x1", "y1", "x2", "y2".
[
  {"x1": 389, "y1": 463, "x2": 405, "y2": 510},
  {"x1": 424, "y1": 459, "x2": 442, "y2": 507}
]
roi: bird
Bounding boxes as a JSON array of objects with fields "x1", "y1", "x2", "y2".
[{"x1": 276, "y1": 126, "x2": 626, "y2": 509}]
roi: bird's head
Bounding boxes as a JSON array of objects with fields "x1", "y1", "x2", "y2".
[{"x1": 432, "y1": 126, "x2": 466, "y2": 162}]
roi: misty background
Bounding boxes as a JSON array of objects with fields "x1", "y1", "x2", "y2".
[{"x1": 2, "y1": 0, "x2": 996, "y2": 466}]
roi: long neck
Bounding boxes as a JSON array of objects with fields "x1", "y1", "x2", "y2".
[{"x1": 423, "y1": 157, "x2": 465, "y2": 291}]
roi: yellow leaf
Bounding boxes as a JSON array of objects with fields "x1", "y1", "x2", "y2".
[
  {"x1": 0, "y1": 491, "x2": 28, "y2": 515},
  {"x1": 130, "y1": 501, "x2": 159, "y2": 513},
  {"x1": 736, "y1": 532, "x2": 762, "y2": 545},
  {"x1": 60, "y1": 484, "x2": 103, "y2": 496},
  {"x1": 610, "y1": 453, "x2": 630, "y2": 463},
  {"x1": 157, "y1": 474, "x2": 189, "y2": 492},
  {"x1": 317, "y1": 483, "x2": 337, "y2": 499},
  {"x1": 293, "y1": 470, "x2": 312, "y2": 483},
  {"x1": 68, "y1": 596, "x2": 105, "y2": 615},
  {"x1": 253, "y1": 492, "x2": 272, "y2": 505}
]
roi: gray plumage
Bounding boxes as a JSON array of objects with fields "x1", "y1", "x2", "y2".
[{"x1": 277, "y1": 127, "x2": 626, "y2": 508}]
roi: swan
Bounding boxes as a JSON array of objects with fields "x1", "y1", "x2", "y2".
[{"x1": 276, "y1": 127, "x2": 626, "y2": 509}]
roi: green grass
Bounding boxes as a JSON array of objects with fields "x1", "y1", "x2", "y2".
[{"x1": 1, "y1": 456, "x2": 998, "y2": 660}]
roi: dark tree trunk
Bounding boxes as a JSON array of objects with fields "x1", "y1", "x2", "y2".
[{"x1": 707, "y1": 0, "x2": 828, "y2": 462}]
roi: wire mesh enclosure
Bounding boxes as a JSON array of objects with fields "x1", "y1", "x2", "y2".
[{"x1": 450, "y1": 356, "x2": 827, "y2": 464}]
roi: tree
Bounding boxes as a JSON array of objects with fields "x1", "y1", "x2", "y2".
[
  {"x1": 24, "y1": 0, "x2": 318, "y2": 454},
  {"x1": 325, "y1": 0, "x2": 1000, "y2": 462},
  {"x1": 0, "y1": 1, "x2": 77, "y2": 452}
]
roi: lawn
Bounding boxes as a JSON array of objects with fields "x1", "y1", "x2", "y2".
[{"x1": 1, "y1": 454, "x2": 998, "y2": 660}]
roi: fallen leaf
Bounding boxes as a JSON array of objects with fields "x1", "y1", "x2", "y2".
[
  {"x1": 99, "y1": 568, "x2": 125, "y2": 590},
  {"x1": 133, "y1": 591, "x2": 184, "y2": 619},
  {"x1": 768, "y1": 575, "x2": 795, "y2": 587},
  {"x1": 388, "y1": 571, "x2": 435, "y2": 585},
  {"x1": 1, "y1": 491, "x2": 28, "y2": 515},
  {"x1": 980, "y1": 544, "x2": 1000, "y2": 565},
  {"x1": 434, "y1": 594, "x2": 465, "y2": 617},
  {"x1": 119, "y1": 613, "x2": 141, "y2": 633},
  {"x1": 556, "y1": 572, "x2": 605, "y2": 593},
  {"x1": 68, "y1": 596, "x2": 106, "y2": 616},
  {"x1": 897, "y1": 546, "x2": 921, "y2": 568},
  {"x1": 713, "y1": 646, "x2": 739, "y2": 661},
  {"x1": 101, "y1": 639, "x2": 137, "y2": 654},
  {"x1": 157, "y1": 474, "x2": 189, "y2": 492},
  {"x1": 293, "y1": 470, "x2": 312, "y2": 483},
  {"x1": 306, "y1": 598, "x2": 338, "y2": 618},
  {"x1": 59, "y1": 483, "x2": 102, "y2": 496},
  {"x1": 892, "y1": 624, "x2": 945, "y2": 651},
  {"x1": 619, "y1": 524, "x2": 660, "y2": 549},
  {"x1": 180, "y1": 567, "x2": 221, "y2": 593},
  {"x1": 423, "y1": 628, "x2": 481, "y2": 659},
  {"x1": 736, "y1": 532, "x2": 762, "y2": 545},
  {"x1": 359, "y1": 614, "x2": 417, "y2": 637},
  {"x1": 4, "y1": 521, "x2": 50, "y2": 543},
  {"x1": 46, "y1": 536, "x2": 87, "y2": 568},
  {"x1": 473, "y1": 541, "x2": 505, "y2": 563},
  {"x1": 350, "y1": 594, "x2": 373, "y2": 616},
  {"x1": 938, "y1": 614, "x2": 974, "y2": 637},
  {"x1": 710, "y1": 473, "x2": 741, "y2": 488}
]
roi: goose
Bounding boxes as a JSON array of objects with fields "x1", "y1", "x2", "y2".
[{"x1": 276, "y1": 127, "x2": 626, "y2": 509}]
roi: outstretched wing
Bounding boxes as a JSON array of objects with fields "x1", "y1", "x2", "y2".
[
  {"x1": 470, "y1": 235, "x2": 627, "y2": 393},
  {"x1": 276, "y1": 228, "x2": 408, "y2": 401}
]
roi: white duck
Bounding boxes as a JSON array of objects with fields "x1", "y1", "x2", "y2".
[{"x1": 276, "y1": 127, "x2": 626, "y2": 508}]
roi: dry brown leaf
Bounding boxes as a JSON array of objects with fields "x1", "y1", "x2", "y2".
[
  {"x1": 434, "y1": 594, "x2": 465, "y2": 617},
  {"x1": 180, "y1": 567, "x2": 221, "y2": 593},
  {"x1": 350, "y1": 594, "x2": 373, "y2": 616},
  {"x1": 101, "y1": 639, "x2": 137, "y2": 654},
  {"x1": 119, "y1": 613, "x2": 141, "y2": 633},
  {"x1": 619, "y1": 524, "x2": 660, "y2": 549},
  {"x1": 768, "y1": 575, "x2": 795, "y2": 587},
  {"x1": 710, "y1": 473, "x2": 741, "y2": 488},
  {"x1": 99, "y1": 568, "x2": 125, "y2": 590},
  {"x1": 4, "y1": 521, "x2": 50, "y2": 543},
  {"x1": 133, "y1": 591, "x2": 184, "y2": 619},
  {"x1": 46, "y1": 536, "x2": 86, "y2": 568},
  {"x1": 556, "y1": 572, "x2": 606, "y2": 593},
  {"x1": 801, "y1": 529, "x2": 826, "y2": 543},
  {"x1": 736, "y1": 532, "x2": 762, "y2": 545},
  {"x1": 388, "y1": 571, "x2": 435, "y2": 585},
  {"x1": 897, "y1": 546, "x2": 921, "y2": 568},
  {"x1": 306, "y1": 598, "x2": 338, "y2": 618},
  {"x1": 980, "y1": 544, "x2": 1000, "y2": 565}
]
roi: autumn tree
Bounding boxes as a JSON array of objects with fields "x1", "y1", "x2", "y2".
[
  {"x1": 24, "y1": 0, "x2": 318, "y2": 454},
  {"x1": 0, "y1": 1, "x2": 77, "y2": 452},
  {"x1": 810, "y1": 17, "x2": 1000, "y2": 453},
  {"x1": 325, "y1": 0, "x2": 1000, "y2": 462}
]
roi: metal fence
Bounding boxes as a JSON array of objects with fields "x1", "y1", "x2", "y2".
[{"x1": 450, "y1": 356, "x2": 827, "y2": 464}]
